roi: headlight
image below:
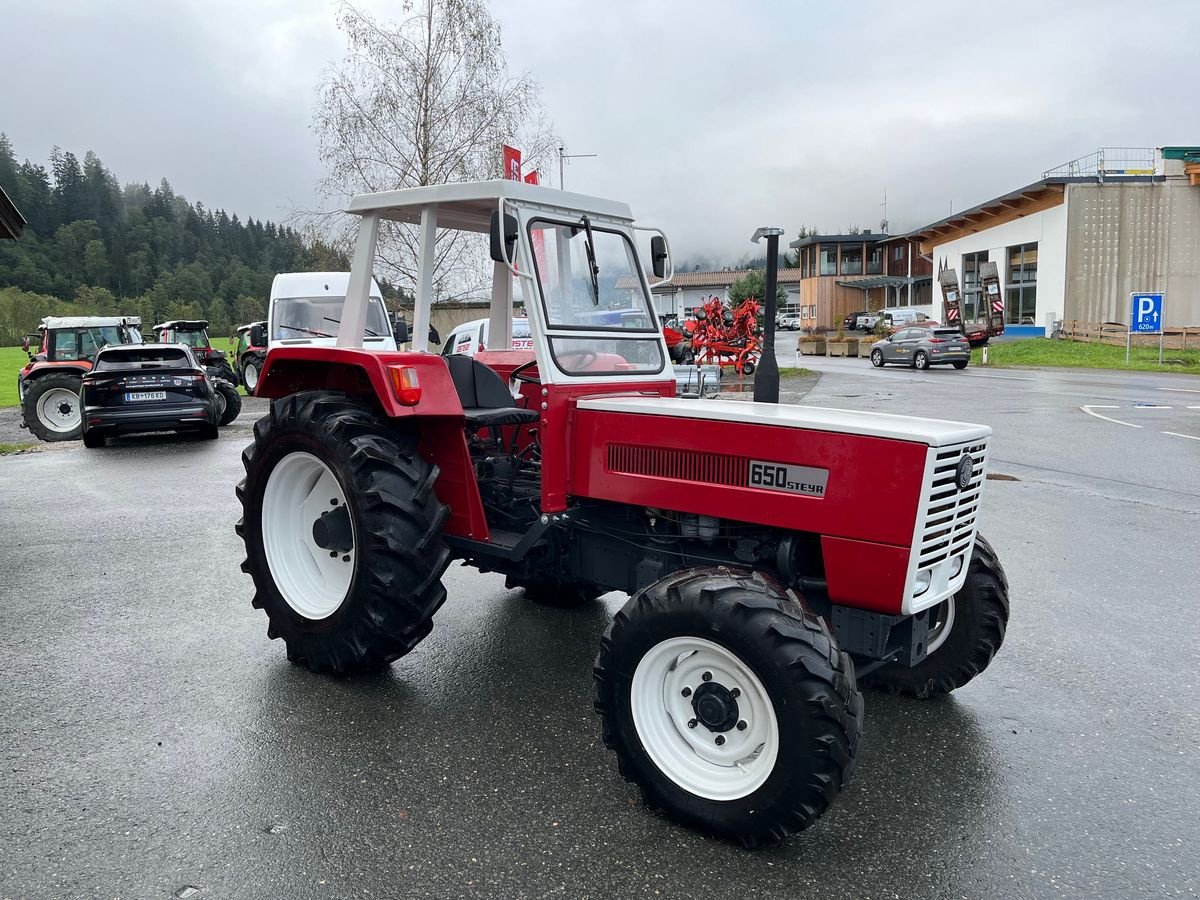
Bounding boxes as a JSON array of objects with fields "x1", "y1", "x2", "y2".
[
  {"x1": 950, "y1": 555, "x2": 965, "y2": 579},
  {"x1": 913, "y1": 569, "x2": 932, "y2": 596}
]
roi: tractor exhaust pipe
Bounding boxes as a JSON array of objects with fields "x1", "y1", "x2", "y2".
[{"x1": 751, "y1": 227, "x2": 784, "y2": 404}]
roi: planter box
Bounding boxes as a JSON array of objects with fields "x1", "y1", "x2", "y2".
[
  {"x1": 798, "y1": 340, "x2": 826, "y2": 356},
  {"x1": 826, "y1": 341, "x2": 850, "y2": 357},
  {"x1": 857, "y1": 341, "x2": 879, "y2": 357}
]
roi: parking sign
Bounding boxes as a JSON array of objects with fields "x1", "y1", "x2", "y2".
[{"x1": 1130, "y1": 292, "x2": 1164, "y2": 334}]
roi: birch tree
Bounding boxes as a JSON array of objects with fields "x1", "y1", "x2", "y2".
[{"x1": 312, "y1": 0, "x2": 559, "y2": 301}]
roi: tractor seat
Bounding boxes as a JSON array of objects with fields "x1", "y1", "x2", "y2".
[{"x1": 444, "y1": 355, "x2": 540, "y2": 428}]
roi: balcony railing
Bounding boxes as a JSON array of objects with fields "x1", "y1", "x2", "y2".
[{"x1": 1042, "y1": 148, "x2": 1157, "y2": 181}]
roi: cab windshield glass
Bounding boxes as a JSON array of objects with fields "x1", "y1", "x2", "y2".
[
  {"x1": 173, "y1": 330, "x2": 210, "y2": 348},
  {"x1": 528, "y1": 219, "x2": 663, "y2": 375},
  {"x1": 273, "y1": 296, "x2": 390, "y2": 340}
]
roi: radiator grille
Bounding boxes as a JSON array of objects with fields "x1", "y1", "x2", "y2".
[
  {"x1": 916, "y1": 440, "x2": 988, "y2": 573},
  {"x1": 607, "y1": 444, "x2": 746, "y2": 487}
]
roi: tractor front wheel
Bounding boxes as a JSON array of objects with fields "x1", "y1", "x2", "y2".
[
  {"x1": 24, "y1": 373, "x2": 84, "y2": 442},
  {"x1": 237, "y1": 391, "x2": 451, "y2": 674},
  {"x1": 862, "y1": 534, "x2": 1009, "y2": 698},
  {"x1": 594, "y1": 568, "x2": 863, "y2": 847},
  {"x1": 215, "y1": 382, "x2": 242, "y2": 425}
]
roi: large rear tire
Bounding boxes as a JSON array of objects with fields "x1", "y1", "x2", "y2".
[
  {"x1": 215, "y1": 382, "x2": 242, "y2": 425},
  {"x1": 862, "y1": 534, "x2": 1009, "y2": 698},
  {"x1": 594, "y1": 568, "x2": 863, "y2": 847},
  {"x1": 237, "y1": 391, "x2": 451, "y2": 674},
  {"x1": 24, "y1": 373, "x2": 84, "y2": 442}
]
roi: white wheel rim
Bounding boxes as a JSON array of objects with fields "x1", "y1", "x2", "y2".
[
  {"x1": 925, "y1": 596, "x2": 956, "y2": 656},
  {"x1": 245, "y1": 364, "x2": 258, "y2": 390},
  {"x1": 37, "y1": 387, "x2": 81, "y2": 433},
  {"x1": 631, "y1": 636, "x2": 780, "y2": 801},
  {"x1": 262, "y1": 452, "x2": 354, "y2": 620}
]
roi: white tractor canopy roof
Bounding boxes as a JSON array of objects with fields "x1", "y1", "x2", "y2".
[
  {"x1": 40, "y1": 316, "x2": 142, "y2": 329},
  {"x1": 345, "y1": 179, "x2": 636, "y2": 230}
]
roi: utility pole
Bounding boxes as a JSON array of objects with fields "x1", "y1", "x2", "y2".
[
  {"x1": 557, "y1": 146, "x2": 597, "y2": 190},
  {"x1": 751, "y1": 227, "x2": 784, "y2": 404}
]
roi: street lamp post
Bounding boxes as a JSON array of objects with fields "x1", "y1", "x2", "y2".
[
  {"x1": 557, "y1": 146, "x2": 597, "y2": 190},
  {"x1": 751, "y1": 226, "x2": 785, "y2": 404}
]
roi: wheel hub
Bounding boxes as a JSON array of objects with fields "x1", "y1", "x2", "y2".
[
  {"x1": 691, "y1": 681, "x2": 739, "y2": 732},
  {"x1": 312, "y1": 504, "x2": 353, "y2": 552}
]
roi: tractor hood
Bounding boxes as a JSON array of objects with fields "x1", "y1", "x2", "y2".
[{"x1": 575, "y1": 396, "x2": 990, "y2": 448}]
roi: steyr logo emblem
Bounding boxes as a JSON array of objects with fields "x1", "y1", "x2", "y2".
[{"x1": 956, "y1": 454, "x2": 974, "y2": 491}]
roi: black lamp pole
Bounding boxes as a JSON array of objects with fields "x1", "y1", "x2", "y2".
[{"x1": 751, "y1": 227, "x2": 784, "y2": 403}]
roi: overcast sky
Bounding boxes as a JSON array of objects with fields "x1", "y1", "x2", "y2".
[{"x1": 4, "y1": 0, "x2": 1197, "y2": 259}]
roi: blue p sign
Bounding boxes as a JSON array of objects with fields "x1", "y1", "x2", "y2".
[{"x1": 1130, "y1": 293, "x2": 1164, "y2": 334}]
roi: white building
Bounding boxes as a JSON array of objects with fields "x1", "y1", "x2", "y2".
[{"x1": 913, "y1": 147, "x2": 1200, "y2": 336}]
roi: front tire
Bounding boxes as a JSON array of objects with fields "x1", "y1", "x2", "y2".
[
  {"x1": 237, "y1": 392, "x2": 451, "y2": 674},
  {"x1": 595, "y1": 568, "x2": 863, "y2": 847},
  {"x1": 24, "y1": 373, "x2": 84, "y2": 442},
  {"x1": 862, "y1": 535, "x2": 1009, "y2": 698},
  {"x1": 870, "y1": 349, "x2": 884, "y2": 367},
  {"x1": 243, "y1": 361, "x2": 260, "y2": 393},
  {"x1": 215, "y1": 382, "x2": 242, "y2": 425}
]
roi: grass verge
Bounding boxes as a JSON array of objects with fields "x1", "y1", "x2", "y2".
[
  {"x1": 1, "y1": 346, "x2": 29, "y2": 407},
  {"x1": 0, "y1": 441, "x2": 37, "y2": 455},
  {"x1": 972, "y1": 338, "x2": 1200, "y2": 375}
]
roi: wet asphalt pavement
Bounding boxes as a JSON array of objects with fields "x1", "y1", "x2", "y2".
[{"x1": 2, "y1": 364, "x2": 1199, "y2": 900}]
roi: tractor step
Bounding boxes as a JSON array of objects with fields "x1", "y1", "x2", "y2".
[{"x1": 443, "y1": 519, "x2": 553, "y2": 562}]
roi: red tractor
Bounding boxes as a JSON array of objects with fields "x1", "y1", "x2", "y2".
[
  {"x1": 18, "y1": 316, "x2": 143, "y2": 441},
  {"x1": 236, "y1": 181, "x2": 1009, "y2": 847},
  {"x1": 154, "y1": 320, "x2": 242, "y2": 425}
]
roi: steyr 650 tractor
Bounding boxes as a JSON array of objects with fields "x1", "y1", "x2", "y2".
[
  {"x1": 19, "y1": 316, "x2": 143, "y2": 441},
  {"x1": 236, "y1": 181, "x2": 1009, "y2": 847}
]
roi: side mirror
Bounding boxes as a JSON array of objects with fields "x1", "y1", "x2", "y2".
[
  {"x1": 489, "y1": 210, "x2": 519, "y2": 264},
  {"x1": 650, "y1": 235, "x2": 668, "y2": 279},
  {"x1": 250, "y1": 324, "x2": 265, "y2": 347},
  {"x1": 392, "y1": 314, "x2": 410, "y2": 344}
]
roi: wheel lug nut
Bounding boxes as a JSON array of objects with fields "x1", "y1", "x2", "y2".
[
  {"x1": 730, "y1": 687, "x2": 740, "y2": 698},
  {"x1": 702, "y1": 671, "x2": 712, "y2": 682},
  {"x1": 687, "y1": 719, "x2": 697, "y2": 729},
  {"x1": 681, "y1": 687, "x2": 692, "y2": 697},
  {"x1": 342, "y1": 554, "x2": 351, "y2": 562},
  {"x1": 329, "y1": 551, "x2": 337, "y2": 558},
  {"x1": 715, "y1": 735, "x2": 726, "y2": 746},
  {"x1": 736, "y1": 720, "x2": 747, "y2": 731},
  {"x1": 330, "y1": 498, "x2": 338, "y2": 505}
]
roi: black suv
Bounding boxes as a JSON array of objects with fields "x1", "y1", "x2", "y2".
[{"x1": 79, "y1": 344, "x2": 220, "y2": 447}]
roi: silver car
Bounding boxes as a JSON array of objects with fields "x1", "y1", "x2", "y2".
[{"x1": 869, "y1": 326, "x2": 971, "y2": 370}]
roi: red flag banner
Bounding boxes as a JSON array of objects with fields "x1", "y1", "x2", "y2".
[
  {"x1": 524, "y1": 170, "x2": 539, "y2": 185},
  {"x1": 503, "y1": 145, "x2": 522, "y2": 181}
]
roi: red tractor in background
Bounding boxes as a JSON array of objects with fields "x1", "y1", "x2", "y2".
[
  {"x1": 154, "y1": 320, "x2": 242, "y2": 426},
  {"x1": 235, "y1": 181, "x2": 1009, "y2": 847},
  {"x1": 18, "y1": 316, "x2": 143, "y2": 441}
]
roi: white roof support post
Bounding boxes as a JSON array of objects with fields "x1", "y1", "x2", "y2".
[
  {"x1": 488, "y1": 261, "x2": 513, "y2": 350},
  {"x1": 411, "y1": 204, "x2": 438, "y2": 353},
  {"x1": 337, "y1": 212, "x2": 380, "y2": 348}
]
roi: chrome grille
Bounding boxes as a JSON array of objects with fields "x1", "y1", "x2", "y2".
[{"x1": 916, "y1": 440, "x2": 988, "y2": 572}]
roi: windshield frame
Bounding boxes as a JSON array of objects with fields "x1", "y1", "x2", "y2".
[{"x1": 525, "y1": 217, "x2": 659, "y2": 335}]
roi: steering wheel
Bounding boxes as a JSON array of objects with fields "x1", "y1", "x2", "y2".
[
  {"x1": 510, "y1": 359, "x2": 542, "y2": 384},
  {"x1": 555, "y1": 349, "x2": 599, "y2": 371}
]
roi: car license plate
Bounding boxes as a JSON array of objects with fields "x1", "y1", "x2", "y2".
[{"x1": 125, "y1": 391, "x2": 166, "y2": 402}]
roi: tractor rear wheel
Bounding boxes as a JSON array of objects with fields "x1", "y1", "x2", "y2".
[
  {"x1": 862, "y1": 534, "x2": 1009, "y2": 698},
  {"x1": 24, "y1": 373, "x2": 84, "y2": 442},
  {"x1": 215, "y1": 382, "x2": 242, "y2": 425},
  {"x1": 594, "y1": 568, "x2": 863, "y2": 847},
  {"x1": 237, "y1": 391, "x2": 451, "y2": 674}
]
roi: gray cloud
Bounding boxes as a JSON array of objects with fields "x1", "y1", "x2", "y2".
[{"x1": 4, "y1": 0, "x2": 1197, "y2": 258}]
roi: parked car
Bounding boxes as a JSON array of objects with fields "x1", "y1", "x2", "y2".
[
  {"x1": 441, "y1": 317, "x2": 533, "y2": 356},
  {"x1": 842, "y1": 310, "x2": 866, "y2": 331},
  {"x1": 868, "y1": 326, "x2": 971, "y2": 370},
  {"x1": 857, "y1": 308, "x2": 937, "y2": 331},
  {"x1": 778, "y1": 313, "x2": 802, "y2": 330},
  {"x1": 79, "y1": 344, "x2": 220, "y2": 447}
]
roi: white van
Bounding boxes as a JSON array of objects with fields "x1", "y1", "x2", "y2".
[
  {"x1": 268, "y1": 272, "x2": 397, "y2": 351},
  {"x1": 856, "y1": 308, "x2": 935, "y2": 331},
  {"x1": 440, "y1": 317, "x2": 533, "y2": 357}
]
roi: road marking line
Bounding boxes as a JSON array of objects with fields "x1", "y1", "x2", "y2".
[
  {"x1": 1163, "y1": 431, "x2": 1200, "y2": 441},
  {"x1": 1132, "y1": 404, "x2": 1171, "y2": 409},
  {"x1": 961, "y1": 372, "x2": 1036, "y2": 381},
  {"x1": 1080, "y1": 405, "x2": 1141, "y2": 428},
  {"x1": 1160, "y1": 387, "x2": 1200, "y2": 393},
  {"x1": 1188, "y1": 405, "x2": 1200, "y2": 410}
]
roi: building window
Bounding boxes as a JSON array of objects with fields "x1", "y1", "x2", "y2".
[
  {"x1": 840, "y1": 245, "x2": 863, "y2": 275},
  {"x1": 962, "y1": 251, "x2": 988, "y2": 321},
  {"x1": 819, "y1": 245, "x2": 837, "y2": 276},
  {"x1": 1005, "y1": 243, "x2": 1038, "y2": 324},
  {"x1": 893, "y1": 245, "x2": 905, "y2": 262},
  {"x1": 866, "y1": 245, "x2": 883, "y2": 275}
]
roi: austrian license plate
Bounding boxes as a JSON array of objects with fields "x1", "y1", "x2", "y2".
[
  {"x1": 125, "y1": 391, "x2": 167, "y2": 402},
  {"x1": 748, "y1": 460, "x2": 829, "y2": 497}
]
